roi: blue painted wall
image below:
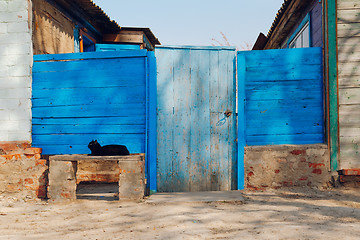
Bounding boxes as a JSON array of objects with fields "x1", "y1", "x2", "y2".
[
  {"x1": 156, "y1": 46, "x2": 237, "y2": 192},
  {"x1": 238, "y1": 47, "x2": 324, "y2": 146},
  {"x1": 32, "y1": 51, "x2": 149, "y2": 155}
]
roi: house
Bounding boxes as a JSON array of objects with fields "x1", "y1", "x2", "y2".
[
  {"x1": 0, "y1": 0, "x2": 159, "y2": 199},
  {"x1": 253, "y1": 0, "x2": 360, "y2": 186}
]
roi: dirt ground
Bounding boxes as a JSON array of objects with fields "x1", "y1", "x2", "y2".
[{"x1": 0, "y1": 186, "x2": 360, "y2": 240}]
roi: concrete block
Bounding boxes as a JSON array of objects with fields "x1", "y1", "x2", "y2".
[
  {"x1": 118, "y1": 160, "x2": 145, "y2": 199},
  {"x1": 6, "y1": 44, "x2": 31, "y2": 55},
  {"x1": 7, "y1": 0, "x2": 28, "y2": 12},
  {"x1": 48, "y1": 160, "x2": 77, "y2": 200}
]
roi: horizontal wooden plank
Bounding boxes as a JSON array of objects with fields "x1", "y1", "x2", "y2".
[
  {"x1": 32, "y1": 90, "x2": 145, "y2": 107},
  {"x1": 246, "y1": 133, "x2": 324, "y2": 146},
  {"x1": 340, "y1": 126, "x2": 360, "y2": 137},
  {"x1": 32, "y1": 116, "x2": 145, "y2": 125},
  {"x1": 246, "y1": 99, "x2": 323, "y2": 111},
  {"x1": 337, "y1": 9, "x2": 360, "y2": 23},
  {"x1": 157, "y1": 45, "x2": 236, "y2": 51},
  {"x1": 246, "y1": 89, "x2": 322, "y2": 101},
  {"x1": 33, "y1": 71, "x2": 145, "y2": 89},
  {"x1": 32, "y1": 124, "x2": 145, "y2": 135},
  {"x1": 32, "y1": 104, "x2": 145, "y2": 118},
  {"x1": 337, "y1": 36, "x2": 360, "y2": 47},
  {"x1": 338, "y1": 23, "x2": 360, "y2": 37},
  {"x1": 49, "y1": 154, "x2": 144, "y2": 161},
  {"x1": 338, "y1": 44, "x2": 360, "y2": 62},
  {"x1": 33, "y1": 57, "x2": 145, "y2": 73},
  {"x1": 33, "y1": 50, "x2": 147, "y2": 62},
  {"x1": 339, "y1": 88, "x2": 360, "y2": 104},
  {"x1": 33, "y1": 134, "x2": 145, "y2": 146},
  {"x1": 242, "y1": 48, "x2": 322, "y2": 67},
  {"x1": 32, "y1": 86, "x2": 145, "y2": 100},
  {"x1": 245, "y1": 65, "x2": 322, "y2": 82},
  {"x1": 338, "y1": 0, "x2": 360, "y2": 10},
  {"x1": 246, "y1": 124, "x2": 323, "y2": 136}
]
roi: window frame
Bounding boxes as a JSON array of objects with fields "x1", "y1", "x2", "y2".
[{"x1": 287, "y1": 13, "x2": 312, "y2": 48}]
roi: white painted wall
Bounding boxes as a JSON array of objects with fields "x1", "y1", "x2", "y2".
[{"x1": 0, "y1": 0, "x2": 32, "y2": 141}]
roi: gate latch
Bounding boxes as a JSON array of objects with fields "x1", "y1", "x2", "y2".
[{"x1": 224, "y1": 109, "x2": 232, "y2": 118}]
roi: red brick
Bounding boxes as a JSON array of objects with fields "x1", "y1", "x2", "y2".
[
  {"x1": 291, "y1": 150, "x2": 306, "y2": 155},
  {"x1": 308, "y1": 163, "x2": 325, "y2": 168},
  {"x1": 60, "y1": 192, "x2": 71, "y2": 199},
  {"x1": 300, "y1": 157, "x2": 307, "y2": 162},
  {"x1": 35, "y1": 159, "x2": 47, "y2": 166},
  {"x1": 24, "y1": 148, "x2": 42, "y2": 155},
  {"x1": 299, "y1": 177, "x2": 308, "y2": 181},
  {"x1": 282, "y1": 181, "x2": 293, "y2": 187},
  {"x1": 24, "y1": 178, "x2": 34, "y2": 185},
  {"x1": 312, "y1": 169, "x2": 322, "y2": 174},
  {"x1": 247, "y1": 172, "x2": 254, "y2": 177},
  {"x1": 274, "y1": 170, "x2": 280, "y2": 174}
]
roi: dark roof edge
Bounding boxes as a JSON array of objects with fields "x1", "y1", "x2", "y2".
[
  {"x1": 252, "y1": 33, "x2": 268, "y2": 50},
  {"x1": 266, "y1": 0, "x2": 291, "y2": 39}
]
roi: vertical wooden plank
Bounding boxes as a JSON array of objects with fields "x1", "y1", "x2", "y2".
[
  {"x1": 189, "y1": 49, "x2": 211, "y2": 191},
  {"x1": 237, "y1": 52, "x2": 246, "y2": 190},
  {"x1": 156, "y1": 48, "x2": 174, "y2": 192},
  {"x1": 172, "y1": 49, "x2": 191, "y2": 191},
  {"x1": 326, "y1": 0, "x2": 339, "y2": 171},
  {"x1": 209, "y1": 50, "x2": 221, "y2": 191},
  {"x1": 218, "y1": 49, "x2": 232, "y2": 191},
  {"x1": 147, "y1": 51, "x2": 157, "y2": 192}
]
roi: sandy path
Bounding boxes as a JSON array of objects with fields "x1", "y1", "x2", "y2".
[{"x1": 0, "y1": 188, "x2": 359, "y2": 240}]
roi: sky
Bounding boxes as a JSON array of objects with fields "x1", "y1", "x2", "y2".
[{"x1": 92, "y1": 0, "x2": 285, "y2": 49}]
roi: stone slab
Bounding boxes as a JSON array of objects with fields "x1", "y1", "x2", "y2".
[{"x1": 146, "y1": 191, "x2": 245, "y2": 204}]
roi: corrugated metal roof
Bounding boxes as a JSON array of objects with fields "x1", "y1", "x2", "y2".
[{"x1": 266, "y1": 0, "x2": 291, "y2": 38}]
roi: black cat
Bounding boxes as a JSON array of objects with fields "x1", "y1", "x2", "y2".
[{"x1": 88, "y1": 140, "x2": 130, "y2": 156}]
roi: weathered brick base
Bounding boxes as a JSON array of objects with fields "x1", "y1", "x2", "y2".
[
  {"x1": 0, "y1": 142, "x2": 48, "y2": 199},
  {"x1": 76, "y1": 160, "x2": 119, "y2": 184},
  {"x1": 244, "y1": 144, "x2": 331, "y2": 190}
]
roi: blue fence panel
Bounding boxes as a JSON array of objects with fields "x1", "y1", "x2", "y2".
[
  {"x1": 32, "y1": 50, "x2": 149, "y2": 155},
  {"x1": 238, "y1": 47, "x2": 324, "y2": 146}
]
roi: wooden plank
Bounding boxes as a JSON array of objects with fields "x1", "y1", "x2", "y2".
[
  {"x1": 237, "y1": 52, "x2": 246, "y2": 190},
  {"x1": 50, "y1": 154, "x2": 144, "y2": 161},
  {"x1": 209, "y1": 50, "x2": 221, "y2": 191},
  {"x1": 155, "y1": 48, "x2": 174, "y2": 192},
  {"x1": 338, "y1": 0, "x2": 360, "y2": 9},
  {"x1": 339, "y1": 88, "x2": 360, "y2": 104},
  {"x1": 33, "y1": 87, "x2": 145, "y2": 100},
  {"x1": 33, "y1": 50, "x2": 147, "y2": 62},
  {"x1": 245, "y1": 64, "x2": 322, "y2": 81},
  {"x1": 189, "y1": 49, "x2": 211, "y2": 192},
  {"x1": 172, "y1": 49, "x2": 191, "y2": 192},
  {"x1": 147, "y1": 51, "x2": 158, "y2": 192},
  {"x1": 337, "y1": 9, "x2": 360, "y2": 23},
  {"x1": 32, "y1": 104, "x2": 145, "y2": 118},
  {"x1": 246, "y1": 134, "x2": 324, "y2": 146},
  {"x1": 32, "y1": 124, "x2": 145, "y2": 134},
  {"x1": 245, "y1": 48, "x2": 322, "y2": 67},
  {"x1": 32, "y1": 116, "x2": 145, "y2": 125},
  {"x1": 338, "y1": 23, "x2": 360, "y2": 37},
  {"x1": 33, "y1": 57, "x2": 145, "y2": 73},
  {"x1": 326, "y1": 0, "x2": 340, "y2": 171}
]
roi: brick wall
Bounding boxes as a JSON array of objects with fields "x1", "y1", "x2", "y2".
[
  {"x1": 244, "y1": 144, "x2": 331, "y2": 190},
  {"x1": 0, "y1": 142, "x2": 47, "y2": 199},
  {"x1": 0, "y1": 0, "x2": 32, "y2": 142}
]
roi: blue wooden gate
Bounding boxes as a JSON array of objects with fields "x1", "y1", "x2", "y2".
[
  {"x1": 237, "y1": 47, "x2": 324, "y2": 188},
  {"x1": 32, "y1": 50, "x2": 157, "y2": 189},
  {"x1": 156, "y1": 46, "x2": 237, "y2": 192}
]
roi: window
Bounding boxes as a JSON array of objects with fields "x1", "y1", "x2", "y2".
[
  {"x1": 287, "y1": 14, "x2": 311, "y2": 48},
  {"x1": 289, "y1": 22, "x2": 310, "y2": 48}
]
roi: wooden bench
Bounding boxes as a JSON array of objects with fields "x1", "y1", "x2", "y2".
[{"x1": 47, "y1": 154, "x2": 145, "y2": 200}]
